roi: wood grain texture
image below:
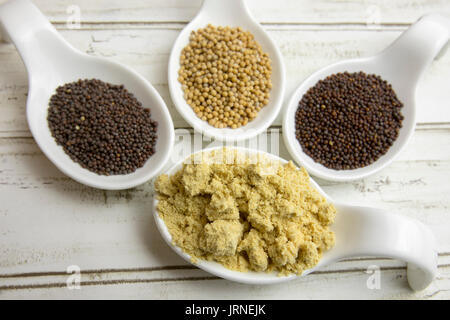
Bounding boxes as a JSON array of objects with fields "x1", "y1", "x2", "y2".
[
  {"x1": 0, "y1": 128, "x2": 449, "y2": 299},
  {"x1": 0, "y1": 0, "x2": 449, "y2": 299},
  {"x1": 0, "y1": 261, "x2": 449, "y2": 299},
  {"x1": 0, "y1": 26, "x2": 449, "y2": 135},
  {"x1": 25, "y1": 0, "x2": 450, "y2": 25}
]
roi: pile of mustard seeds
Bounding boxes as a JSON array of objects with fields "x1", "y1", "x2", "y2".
[
  {"x1": 178, "y1": 25, "x2": 272, "y2": 129},
  {"x1": 295, "y1": 72, "x2": 404, "y2": 170},
  {"x1": 47, "y1": 79, "x2": 158, "y2": 175}
]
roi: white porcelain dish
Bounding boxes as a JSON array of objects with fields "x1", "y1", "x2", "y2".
[
  {"x1": 283, "y1": 14, "x2": 450, "y2": 182},
  {"x1": 0, "y1": 0, "x2": 175, "y2": 190},
  {"x1": 168, "y1": 0, "x2": 285, "y2": 142},
  {"x1": 153, "y1": 147, "x2": 437, "y2": 291}
]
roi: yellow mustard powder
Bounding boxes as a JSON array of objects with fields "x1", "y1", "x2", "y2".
[{"x1": 155, "y1": 149, "x2": 336, "y2": 275}]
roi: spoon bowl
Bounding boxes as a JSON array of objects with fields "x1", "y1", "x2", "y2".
[
  {"x1": 168, "y1": 0, "x2": 285, "y2": 141},
  {"x1": 283, "y1": 14, "x2": 450, "y2": 181},
  {"x1": 153, "y1": 147, "x2": 437, "y2": 291},
  {"x1": 0, "y1": 0, "x2": 175, "y2": 190}
]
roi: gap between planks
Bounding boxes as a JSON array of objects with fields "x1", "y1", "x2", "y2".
[
  {"x1": 48, "y1": 21, "x2": 413, "y2": 32},
  {"x1": 0, "y1": 276, "x2": 219, "y2": 291},
  {"x1": 1, "y1": 264, "x2": 449, "y2": 291},
  {"x1": 1, "y1": 252, "x2": 449, "y2": 281}
]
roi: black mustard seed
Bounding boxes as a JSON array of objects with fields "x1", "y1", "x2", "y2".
[
  {"x1": 295, "y1": 71, "x2": 404, "y2": 170},
  {"x1": 47, "y1": 79, "x2": 158, "y2": 175}
]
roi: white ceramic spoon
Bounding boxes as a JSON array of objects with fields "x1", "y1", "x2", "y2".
[
  {"x1": 0, "y1": 0, "x2": 175, "y2": 190},
  {"x1": 168, "y1": 0, "x2": 285, "y2": 142},
  {"x1": 283, "y1": 14, "x2": 450, "y2": 182},
  {"x1": 153, "y1": 147, "x2": 437, "y2": 291}
]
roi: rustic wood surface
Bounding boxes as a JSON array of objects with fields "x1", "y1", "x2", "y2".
[{"x1": 0, "y1": 0, "x2": 449, "y2": 299}]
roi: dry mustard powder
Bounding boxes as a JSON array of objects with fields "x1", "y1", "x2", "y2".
[{"x1": 155, "y1": 150, "x2": 336, "y2": 276}]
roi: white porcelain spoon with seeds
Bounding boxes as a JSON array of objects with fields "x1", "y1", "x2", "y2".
[
  {"x1": 0, "y1": 0, "x2": 175, "y2": 190},
  {"x1": 283, "y1": 14, "x2": 450, "y2": 182},
  {"x1": 168, "y1": 0, "x2": 285, "y2": 142}
]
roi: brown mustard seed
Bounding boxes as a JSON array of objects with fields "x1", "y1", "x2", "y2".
[
  {"x1": 178, "y1": 24, "x2": 272, "y2": 129},
  {"x1": 47, "y1": 79, "x2": 158, "y2": 176},
  {"x1": 295, "y1": 71, "x2": 404, "y2": 170}
]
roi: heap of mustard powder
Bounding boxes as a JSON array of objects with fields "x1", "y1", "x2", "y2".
[{"x1": 155, "y1": 149, "x2": 336, "y2": 275}]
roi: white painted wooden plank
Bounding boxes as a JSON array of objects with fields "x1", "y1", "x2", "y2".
[
  {"x1": 25, "y1": 0, "x2": 450, "y2": 25},
  {"x1": 0, "y1": 0, "x2": 449, "y2": 301},
  {"x1": 0, "y1": 26, "x2": 449, "y2": 136},
  {"x1": 0, "y1": 128, "x2": 449, "y2": 280},
  {"x1": 2, "y1": 255, "x2": 449, "y2": 290},
  {"x1": 1, "y1": 265, "x2": 449, "y2": 299}
]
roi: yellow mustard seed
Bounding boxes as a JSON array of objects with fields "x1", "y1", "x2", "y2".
[{"x1": 178, "y1": 25, "x2": 272, "y2": 129}]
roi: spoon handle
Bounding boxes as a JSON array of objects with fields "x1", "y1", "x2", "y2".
[
  {"x1": 0, "y1": 0, "x2": 74, "y2": 73},
  {"x1": 377, "y1": 13, "x2": 450, "y2": 86},
  {"x1": 332, "y1": 204, "x2": 437, "y2": 291},
  {"x1": 200, "y1": 0, "x2": 250, "y2": 21}
]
